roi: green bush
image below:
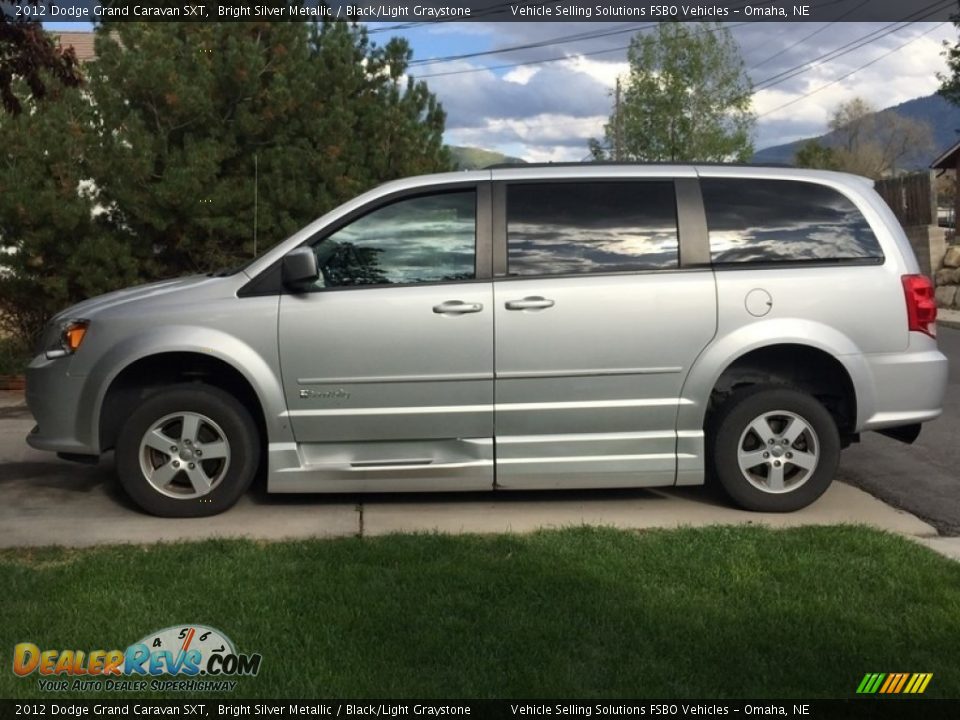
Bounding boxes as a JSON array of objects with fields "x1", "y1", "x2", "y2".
[
  {"x1": 0, "y1": 336, "x2": 30, "y2": 375},
  {"x1": 0, "y1": 22, "x2": 452, "y2": 347}
]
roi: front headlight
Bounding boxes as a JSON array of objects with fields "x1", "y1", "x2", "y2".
[{"x1": 45, "y1": 319, "x2": 89, "y2": 359}]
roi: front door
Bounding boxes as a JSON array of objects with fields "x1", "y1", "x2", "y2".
[
  {"x1": 492, "y1": 179, "x2": 717, "y2": 489},
  {"x1": 278, "y1": 184, "x2": 494, "y2": 490}
]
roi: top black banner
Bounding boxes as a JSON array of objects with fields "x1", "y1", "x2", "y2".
[
  {"x1": 0, "y1": 700, "x2": 958, "y2": 720},
  {"x1": 1, "y1": 0, "x2": 958, "y2": 23}
]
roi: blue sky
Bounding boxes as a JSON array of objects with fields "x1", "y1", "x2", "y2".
[{"x1": 46, "y1": 21, "x2": 958, "y2": 160}]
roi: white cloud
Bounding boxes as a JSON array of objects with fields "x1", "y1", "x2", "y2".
[
  {"x1": 557, "y1": 55, "x2": 629, "y2": 88},
  {"x1": 502, "y1": 65, "x2": 540, "y2": 84},
  {"x1": 417, "y1": 22, "x2": 959, "y2": 160},
  {"x1": 749, "y1": 25, "x2": 956, "y2": 150}
]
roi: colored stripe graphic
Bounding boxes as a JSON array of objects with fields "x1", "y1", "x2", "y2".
[
  {"x1": 858, "y1": 672, "x2": 933, "y2": 694},
  {"x1": 893, "y1": 673, "x2": 909, "y2": 693},
  {"x1": 879, "y1": 674, "x2": 895, "y2": 694}
]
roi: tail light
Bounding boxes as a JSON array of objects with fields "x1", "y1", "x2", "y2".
[{"x1": 901, "y1": 274, "x2": 937, "y2": 338}]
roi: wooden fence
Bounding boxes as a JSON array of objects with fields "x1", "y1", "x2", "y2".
[{"x1": 874, "y1": 172, "x2": 936, "y2": 228}]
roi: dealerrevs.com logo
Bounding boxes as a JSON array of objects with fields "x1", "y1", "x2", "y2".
[{"x1": 13, "y1": 624, "x2": 262, "y2": 693}]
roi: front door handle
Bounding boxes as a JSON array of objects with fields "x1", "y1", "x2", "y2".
[
  {"x1": 433, "y1": 300, "x2": 484, "y2": 315},
  {"x1": 505, "y1": 296, "x2": 555, "y2": 311}
]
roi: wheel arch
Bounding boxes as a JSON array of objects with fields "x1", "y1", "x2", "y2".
[
  {"x1": 706, "y1": 344, "x2": 858, "y2": 438},
  {"x1": 678, "y1": 319, "x2": 873, "y2": 438},
  {"x1": 84, "y1": 328, "x2": 289, "y2": 454},
  {"x1": 98, "y1": 352, "x2": 268, "y2": 455}
]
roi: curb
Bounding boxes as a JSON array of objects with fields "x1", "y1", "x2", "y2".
[{"x1": 0, "y1": 375, "x2": 25, "y2": 392}]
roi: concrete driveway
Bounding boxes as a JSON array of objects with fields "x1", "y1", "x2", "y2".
[
  {"x1": 0, "y1": 392, "x2": 938, "y2": 550},
  {"x1": 840, "y1": 325, "x2": 960, "y2": 536}
]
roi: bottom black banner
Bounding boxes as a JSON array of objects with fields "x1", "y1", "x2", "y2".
[{"x1": 0, "y1": 700, "x2": 957, "y2": 720}]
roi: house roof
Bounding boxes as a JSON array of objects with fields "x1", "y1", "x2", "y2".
[
  {"x1": 930, "y1": 138, "x2": 960, "y2": 170},
  {"x1": 54, "y1": 32, "x2": 95, "y2": 63}
]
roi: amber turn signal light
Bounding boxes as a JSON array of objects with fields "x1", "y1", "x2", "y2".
[{"x1": 63, "y1": 322, "x2": 89, "y2": 352}]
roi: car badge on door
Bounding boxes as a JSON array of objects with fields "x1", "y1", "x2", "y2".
[{"x1": 299, "y1": 388, "x2": 350, "y2": 400}]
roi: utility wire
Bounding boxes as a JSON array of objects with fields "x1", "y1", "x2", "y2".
[
  {"x1": 753, "y1": 0, "x2": 955, "y2": 90},
  {"x1": 400, "y1": 0, "x2": 781, "y2": 67},
  {"x1": 408, "y1": 23, "x2": 640, "y2": 67},
  {"x1": 411, "y1": 0, "x2": 949, "y2": 82},
  {"x1": 366, "y1": 0, "x2": 564, "y2": 35},
  {"x1": 747, "y1": 0, "x2": 871, "y2": 71},
  {"x1": 412, "y1": 22, "x2": 753, "y2": 80},
  {"x1": 754, "y1": 20, "x2": 914, "y2": 88},
  {"x1": 758, "y1": 22, "x2": 949, "y2": 118}
]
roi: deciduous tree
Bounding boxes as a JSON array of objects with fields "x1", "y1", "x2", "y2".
[
  {"x1": 589, "y1": 23, "x2": 754, "y2": 162},
  {"x1": 795, "y1": 98, "x2": 933, "y2": 179},
  {"x1": 0, "y1": 3, "x2": 82, "y2": 115},
  {"x1": 794, "y1": 140, "x2": 840, "y2": 171}
]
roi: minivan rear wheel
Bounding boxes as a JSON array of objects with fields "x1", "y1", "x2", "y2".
[
  {"x1": 116, "y1": 383, "x2": 259, "y2": 517},
  {"x1": 710, "y1": 385, "x2": 840, "y2": 512}
]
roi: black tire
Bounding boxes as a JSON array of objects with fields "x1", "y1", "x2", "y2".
[
  {"x1": 708, "y1": 385, "x2": 841, "y2": 512},
  {"x1": 116, "y1": 383, "x2": 260, "y2": 517}
]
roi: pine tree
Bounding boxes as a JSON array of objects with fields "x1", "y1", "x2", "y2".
[
  {"x1": 87, "y1": 21, "x2": 451, "y2": 278},
  {"x1": 0, "y1": 83, "x2": 138, "y2": 341},
  {"x1": 0, "y1": 21, "x2": 452, "y2": 343}
]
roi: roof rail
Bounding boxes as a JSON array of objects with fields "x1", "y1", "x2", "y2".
[{"x1": 484, "y1": 160, "x2": 796, "y2": 170}]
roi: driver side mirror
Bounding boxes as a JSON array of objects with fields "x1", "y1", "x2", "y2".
[{"x1": 281, "y1": 247, "x2": 319, "y2": 288}]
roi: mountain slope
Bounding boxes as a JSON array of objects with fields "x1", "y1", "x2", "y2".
[
  {"x1": 449, "y1": 146, "x2": 526, "y2": 170},
  {"x1": 753, "y1": 94, "x2": 960, "y2": 168}
]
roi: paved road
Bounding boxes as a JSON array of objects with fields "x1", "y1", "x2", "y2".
[
  {"x1": 0, "y1": 327, "x2": 955, "y2": 546},
  {"x1": 839, "y1": 325, "x2": 960, "y2": 536}
]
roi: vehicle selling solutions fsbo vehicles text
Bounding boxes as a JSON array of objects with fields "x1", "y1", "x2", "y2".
[
  {"x1": 510, "y1": 4, "x2": 810, "y2": 17},
  {"x1": 510, "y1": 4, "x2": 731, "y2": 17}
]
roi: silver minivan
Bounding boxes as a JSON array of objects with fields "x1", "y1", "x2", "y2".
[{"x1": 26, "y1": 165, "x2": 949, "y2": 516}]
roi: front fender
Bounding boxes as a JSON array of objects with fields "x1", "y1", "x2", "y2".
[{"x1": 77, "y1": 326, "x2": 292, "y2": 451}]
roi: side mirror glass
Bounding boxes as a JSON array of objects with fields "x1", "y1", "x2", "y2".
[{"x1": 282, "y1": 247, "x2": 319, "y2": 287}]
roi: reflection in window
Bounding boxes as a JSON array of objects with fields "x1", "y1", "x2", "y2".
[
  {"x1": 507, "y1": 182, "x2": 679, "y2": 276},
  {"x1": 700, "y1": 179, "x2": 883, "y2": 264},
  {"x1": 315, "y1": 191, "x2": 476, "y2": 287}
]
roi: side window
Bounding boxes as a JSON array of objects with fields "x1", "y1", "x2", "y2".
[
  {"x1": 700, "y1": 178, "x2": 884, "y2": 264},
  {"x1": 506, "y1": 182, "x2": 679, "y2": 276},
  {"x1": 314, "y1": 190, "x2": 476, "y2": 287}
]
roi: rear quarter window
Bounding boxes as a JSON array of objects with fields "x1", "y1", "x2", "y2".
[{"x1": 700, "y1": 178, "x2": 884, "y2": 265}]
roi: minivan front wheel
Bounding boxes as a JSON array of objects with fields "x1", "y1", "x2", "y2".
[
  {"x1": 116, "y1": 384, "x2": 260, "y2": 517},
  {"x1": 710, "y1": 386, "x2": 840, "y2": 512}
]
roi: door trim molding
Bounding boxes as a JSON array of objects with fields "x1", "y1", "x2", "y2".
[
  {"x1": 297, "y1": 372, "x2": 492, "y2": 385},
  {"x1": 497, "y1": 366, "x2": 682, "y2": 380}
]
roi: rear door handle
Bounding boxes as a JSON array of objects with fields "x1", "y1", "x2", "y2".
[
  {"x1": 505, "y1": 296, "x2": 555, "y2": 311},
  {"x1": 433, "y1": 300, "x2": 484, "y2": 315}
]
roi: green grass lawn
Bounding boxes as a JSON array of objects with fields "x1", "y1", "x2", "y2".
[{"x1": 2, "y1": 525, "x2": 959, "y2": 699}]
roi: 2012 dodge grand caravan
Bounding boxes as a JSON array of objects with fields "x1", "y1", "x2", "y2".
[{"x1": 26, "y1": 164, "x2": 949, "y2": 517}]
